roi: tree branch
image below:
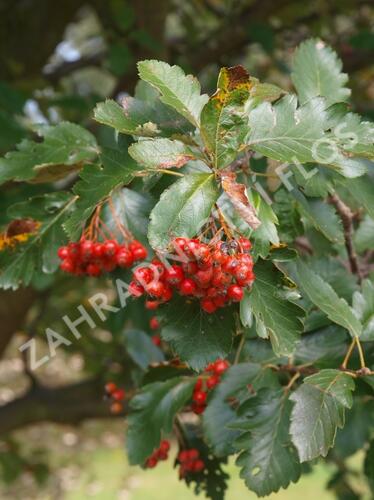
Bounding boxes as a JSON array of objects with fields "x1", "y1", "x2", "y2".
[
  {"x1": 329, "y1": 193, "x2": 363, "y2": 283},
  {"x1": 0, "y1": 378, "x2": 127, "y2": 436}
]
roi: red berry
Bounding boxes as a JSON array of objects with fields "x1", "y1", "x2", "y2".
[
  {"x1": 206, "y1": 374, "x2": 220, "y2": 389},
  {"x1": 112, "y1": 388, "x2": 125, "y2": 401},
  {"x1": 60, "y1": 259, "x2": 74, "y2": 273},
  {"x1": 178, "y1": 450, "x2": 190, "y2": 463},
  {"x1": 161, "y1": 286, "x2": 173, "y2": 302},
  {"x1": 157, "y1": 450, "x2": 168, "y2": 460},
  {"x1": 146, "y1": 281, "x2": 165, "y2": 298},
  {"x1": 134, "y1": 266, "x2": 154, "y2": 285},
  {"x1": 201, "y1": 298, "x2": 217, "y2": 314},
  {"x1": 105, "y1": 382, "x2": 117, "y2": 394},
  {"x1": 192, "y1": 403, "x2": 206, "y2": 414},
  {"x1": 116, "y1": 248, "x2": 133, "y2": 267},
  {"x1": 86, "y1": 263, "x2": 101, "y2": 276},
  {"x1": 130, "y1": 241, "x2": 147, "y2": 260},
  {"x1": 180, "y1": 278, "x2": 197, "y2": 295},
  {"x1": 129, "y1": 281, "x2": 144, "y2": 297},
  {"x1": 93, "y1": 242, "x2": 104, "y2": 258},
  {"x1": 152, "y1": 335, "x2": 161, "y2": 346},
  {"x1": 110, "y1": 402, "x2": 123, "y2": 414},
  {"x1": 150, "y1": 317, "x2": 160, "y2": 330},
  {"x1": 194, "y1": 378, "x2": 203, "y2": 392},
  {"x1": 57, "y1": 246, "x2": 69, "y2": 259},
  {"x1": 227, "y1": 284, "x2": 244, "y2": 301},
  {"x1": 238, "y1": 237, "x2": 251, "y2": 252},
  {"x1": 145, "y1": 300, "x2": 160, "y2": 310},
  {"x1": 80, "y1": 239, "x2": 94, "y2": 259},
  {"x1": 193, "y1": 459, "x2": 205, "y2": 472},
  {"x1": 146, "y1": 457, "x2": 158, "y2": 468},
  {"x1": 193, "y1": 390, "x2": 207, "y2": 404},
  {"x1": 214, "y1": 359, "x2": 229, "y2": 375},
  {"x1": 103, "y1": 240, "x2": 118, "y2": 257},
  {"x1": 160, "y1": 440, "x2": 170, "y2": 452},
  {"x1": 67, "y1": 242, "x2": 80, "y2": 259},
  {"x1": 164, "y1": 265, "x2": 184, "y2": 285},
  {"x1": 187, "y1": 449, "x2": 199, "y2": 460}
]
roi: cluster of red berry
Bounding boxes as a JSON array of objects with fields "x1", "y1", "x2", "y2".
[
  {"x1": 192, "y1": 359, "x2": 230, "y2": 414},
  {"x1": 145, "y1": 440, "x2": 171, "y2": 468},
  {"x1": 129, "y1": 237, "x2": 254, "y2": 314},
  {"x1": 178, "y1": 449, "x2": 205, "y2": 477},
  {"x1": 58, "y1": 239, "x2": 147, "y2": 276},
  {"x1": 104, "y1": 382, "x2": 126, "y2": 414}
]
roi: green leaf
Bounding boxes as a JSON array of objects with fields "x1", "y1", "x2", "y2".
[
  {"x1": 128, "y1": 138, "x2": 195, "y2": 169},
  {"x1": 0, "y1": 122, "x2": 98, "y2": 185},
  {"x1": 200, "y1": 66, "x2": 252, "y2": 169},
  {"x1": 364, "y1": 440, "x2": 374, "y2": 494},
  {"x1": 246, "y1": 95, "x2": 366, "y2": 178},
  {"x1": 94, "y1": 98, "x2": 193, "y2": 137},
  {"x1": 352, "y1": 279, "x2": 374, "y2": 341},
  {"x1": 291, "y1": 189, "x2": 343, "y2": 244},
  {"x1": 292, "y1": 39, "x2": 350, "y2": 106},
  {"x1": 233, "y1": 388, "x2": 301, "y2": 496},
  {"x1": 240, "y1": 289, "x2": 253, "y2": 327},
  {"x1": 295, "y1": 261, "x2": 362, "y2": 338},
  {"x1": 158, "y1": 297, "x2": 234, "y2": 371},
  {"x1": 101, "y1": 187, "x2": 153, "y2": 247},
  {"x1": 327, "y1": 105, "x2": 374, "y2": 160},
  {"x1": 290, "y1": 369, "x2": 355, "y2": 462},
  {"x1": 63, "y1": 147, "x2": 140, "y2": 239},
  {"x1": 295, "y1": 325, "x2": 347, "y2": 368},
  {"x1": 339, "y1": 175, "x2": 374, "y2": 219},
  {"x1": 355, "y1": 215, "x2": 374, "y2": 253},
  {"x1": 148, "y1": 173, "x2": 220, "y2": 250},
  {"x1": 126, "y1": 377, "x2": 195, "y2": 465},
  {"x1": 203, "y1": 364, "x2": 276, "y2": 456},
  {"x1": 137, "y1": 60, "x2": 208, "y2": 127},
  {"x1": 250, "y1": 260, "x2": 305, "y2": 356},
  {"x1": 0, "y1": 193, "x2": 73, "y2": 290},
  {"x1": 125, "y1": 330, "x2": 164, "y2": 370}
]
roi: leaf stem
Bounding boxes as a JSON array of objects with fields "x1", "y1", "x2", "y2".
[
  {"x1": 341, "y1": 338, "x2": 357, "y2": 369},
  {"x1": 157, "y1": 169, "x2": 184, "y2": 177},
  {"x1": 234, "y1": 334, "x2": 246, "y2": 364},
  {"x1": 284, "y1": 372, "x2": 300, "y2": 392}
]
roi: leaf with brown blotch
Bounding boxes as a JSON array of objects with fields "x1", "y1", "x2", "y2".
[{"x1": 221, "y1": 171, "x2": 261, "y2": 229}]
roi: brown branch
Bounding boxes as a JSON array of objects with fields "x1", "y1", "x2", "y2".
[
  {"x1": 0, "y1": 378, "x2": 128, "y2": 436},
  {"x1": 329, "y1": 193, "x2": 363, "y2": 283}
]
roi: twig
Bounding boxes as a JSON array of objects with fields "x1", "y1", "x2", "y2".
[{"x1": 329, "y1": 193, "x2": 363, "y2": 283}]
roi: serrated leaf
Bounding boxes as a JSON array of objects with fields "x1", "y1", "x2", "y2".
[
  {"x1": 290, "y1": 369, "x2": 355, "y2": 462},
  {"x1": 126, "y1": 376, "x2": 195, "y2": 464},
  {"x1": 295, "y1": 325, "x2": 347, "y2": 367},
  {"x1": 148, "y1": 173, "x2": 220, "y2": 250},
  {"x1": 125, "y1": 330, "x2": 164, "y2": 370},
  {"x1": 352, "y1": 279, "x2": 374, "y2": 341},
  {"x1": 292, "y1": 39, "x2": 350, "y2": 106},
  {"x1": 291, "y1": 189, "x2": 344, "y2": 244},
  {"x1": 355, "y1": 215, "x2": 374, "y2": 253},
  {"x1": 63, "y1": 147, "x2": 140, "y2": 239},
  {"x1": 0, "y1": 122, "x2": 98, "y2": 185},
  {"x1": 233, "y1": 388, "x2": 301, "y2": 496},
  {"x1": 250, "y1": 260, "x2": 305, "y2": 356},
  {"x1": 137, "y1": 60, "x2": 208, "y2": 127},
  {"x1": 327, "y1": 105, "x2": 374, "y2": 160},
  {"x1": 203, "y1": 363, "x2": 275, "y2": 456},
  {"x1": 94, "y1": 98, "x2": 193, "y2": 137},
  {"x1": 339, "y1": 175, "x2": 374, "y2": 219},
  {"x1": 158, "y1": 297, "x2": 234, "y2": 371},
  {"x1": 201, "y1": 66, "x2": 252, "y2": 169},
  {"x1": 246, "y1": 95, "x2": 366, "y2": 178},
  {"x1": 0, "y1": 193, "x2": 74, "y2": 290},
  {"x1": 128, "y1": 138, "x2": 195, "y2": 169},
  {"x1": 295, "y1": 261, "x2": 362, "y2": 338}
]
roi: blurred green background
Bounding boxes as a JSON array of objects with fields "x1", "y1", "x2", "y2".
[{"x1": 0, "y1": 0, "x2": 373, "y2": 498}]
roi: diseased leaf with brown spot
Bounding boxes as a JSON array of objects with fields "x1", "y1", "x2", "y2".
[
  {"x1": 221, "y1": 171, "x2": 261, "y2": 229},
  {"x1": 128, "y1": 138, "x2": 195, "y2": 170},
  {"x1": 201, "y1": 66, "x2": 253, "y2": 169},
  {"x1": 6, "y1": 218, "x2": 40, "y2": 237}
]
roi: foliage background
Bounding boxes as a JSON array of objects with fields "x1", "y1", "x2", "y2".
[{"x1": 0, "y1": 0, "x2": 373, "y2": 498}]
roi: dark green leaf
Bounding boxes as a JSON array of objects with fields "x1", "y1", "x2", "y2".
[
  {"x1": 233, "y1": 388, "x2": 301, "y2": 496},
  {"x1": 126, "y1": 376, "x2": 195, "y2": 465},
  {"x1": 352, "y1": 279, "x2": 374, "y2": 341},
  {"x1": 290, "y1": 369, "x2": 355, "y2": 462},
  {"x1": 158, "y1": 297, "x2": 234, "y2": 371},
  {"x1": 125, "y1": 330, "x2": 164, "y2": 370}
]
